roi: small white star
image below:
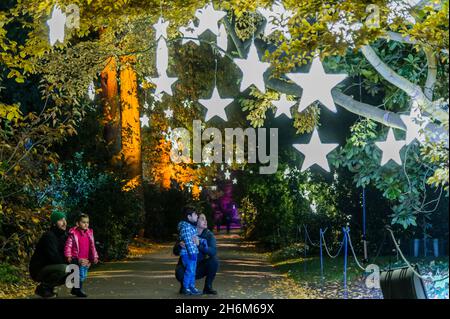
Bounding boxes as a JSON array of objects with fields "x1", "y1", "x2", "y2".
[
  {"x1": 286, "y1": 57, "x2": 347, "y2": 113},
  {"x1": 87, "y1": 82, "x2": 95, "y2": 101},
  {"x1": 140, "y1": 114, "x2": 150, "y2": 128},
  {"x1": 180, "y1": 21, "x2": 200, "y2": 45},
  {"x1": 224, "y1": 170, "x2": 231, "y2": 180},
  {"x1": 147, "y1": 73, "x2": 178, "y2": 96},
  {"x1": 164, "y1": 108, "x2": 174, "y2": 119},
  {"x1": 232, "y1": 178, "x2": 238, "y2": 185},
  {"x1": 153, "y1": 17, "x2": 169, "y2": 40},
  {"x1": 293, "y1": 129, "x2": 339, "y2": 172},
  {"x1": 47, "y1": 5, "x2": 67, "y2": 46},
  {"x1": 273, "y1": 94, "x2": 297, "y2": 118},
  {"x1": 375, "y1": 129, "x2": 405, "y2": 166},
  {"x1": 234, "y1": 41, "x2": 271, "y2": 93}
]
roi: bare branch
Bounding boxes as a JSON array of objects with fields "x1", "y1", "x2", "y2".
[{"x1": 424, "y1": 47, "x2": 437, "y2": 100}]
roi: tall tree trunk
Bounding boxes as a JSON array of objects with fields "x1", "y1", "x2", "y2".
[
  {"x1": 100, "y1": 56, "x2": 121, "y2": 162},
  {"x1": 119, "y1": 55, "x2": 145, "y2": 237}
]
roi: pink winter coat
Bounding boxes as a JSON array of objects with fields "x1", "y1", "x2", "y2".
[{"x1": 64, "y1": 227, "x2": 99, "y2": 262}]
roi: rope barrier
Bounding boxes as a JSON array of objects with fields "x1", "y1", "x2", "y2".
[
  {"x1": 345, "y1": 228, "x2": 367, "y2": 271},
  {"x1": 303, "y1": 225, "x2": 319, "y2": 247},
  {"x1": 321, "y1": 231, "x2": 345, "y2": 259}
]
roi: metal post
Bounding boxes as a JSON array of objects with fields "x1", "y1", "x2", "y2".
[
  {"x1": 320, "y1": 228, "x2": 324, "y2": 280},
  {"x1": 304, "y1": 225, "x2": 307, "y2": 274},
  {"x1": 362, "y1": 187, "x2": 368, "y2": 262},
  {"x1": 343, "y1": 227, "x2": 349, "y2": 299}
]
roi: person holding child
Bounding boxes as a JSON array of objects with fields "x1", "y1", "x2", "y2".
[{"x1": 64, "y1": 213, "x2": 99, "y2": 297}]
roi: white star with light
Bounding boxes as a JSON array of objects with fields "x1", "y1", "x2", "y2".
[
  {"x1": 47, "y1": 5, "x2": 67, "y2": 46},
  {"x1": 286, "y1": 57, "x2": 347, "y2": 113},
  {"x1": 180, "y1": 21, "x2": 200, "y2": 45},
  {"x1": 164, "y1": 108, "x2": 174, "y2": 119},
  {"x1": 198, "y1": 86, "x2": 233, "y2": 121},
  {"x1": 293, "y1": 129, "x2": 339, "y2": 172},
  {"x1": 140, "y1": 114, "x2": 150, "y2": 128},
  {"x1": 224, "y1": 170, "x2": 231, "y2": 180},
  {"x1": 217, "y1": 23, "x2": 228, "y2": 57},
  {"x1": 375, "y1": 129, "x2": 405, "y2": 166},
  {"x1": 273, "y1": 94, "x2": 297, "y2": 119},
  {"x1": 232, "y1": 178, "x2": 238, "y2": 185},
  {"x1": 195, "y1": 3, "x2": 227, "y2": 36},
  {"x1": 234, "y1": 41, "x2": 270, "y2": 93},
  {"x1": 147, "y1": 73, "x2": 178, "y2": 96},
  {"x1": 259, "y1": 1, "x2": 294, "y2": 39},
  {"x1": 400, "y1": 107, "x2": 429, "y2": 145},
  {"x1": 153, "y1": 17, "x2": 169, "y2": 40}
]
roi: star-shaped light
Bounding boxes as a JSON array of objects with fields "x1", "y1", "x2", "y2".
[
  {"x1": 273, "y1": 94, "x2": 297, "y2": 118},
  {"x1": 195, "y1": 3, "x2": 227, "y2": 36},
  {"x1": 224, "y1": 170, "x2": 231, "y2": 180},
  {"x1": 217, "y1": 23, "x2": 228, "y2": 57},
  {"x1": 400, "y1": 107, "x2": 429, "y2": 145},
  {"x1": 286, "y1": 57, "x2": 347, "y2": 113},
  {"x1": 198, "y1": 86, "x2": 234, "y2": 121},
  {"x1": 375, "y1": 129, "x2": 405, "y2": 166},
  {"x1": 140, "y1": 114, "x2": 150, "y2": 128},
  {"x1": 232, "y1": 178, "x2": 237, "y2": 185},
  {"x1": 180, "y1": 21, "x2": 200, "y2": 45},
  {"x1": 234, "y1": 41, "x2": 271, "y2": 93},
  {"x1": 153, "y1": 17, "x2": 169, "y2": 40},
  {"x1": 164, "y1": 108, "x2": 174, "y2": 119},
  {"x1": 47, "y1": 5, "x2": 67, "y2": 46},
  {"x1": 147, "y1": 73, "x2": 178, "y2": 96},
  {"x1": 293, "y1": 129, "x2": 339, "y2": 172},
  {"x1": 259, "y1": 1, "x2": 294, "y2": 39}
]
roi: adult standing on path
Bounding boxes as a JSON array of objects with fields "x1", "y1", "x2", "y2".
[
  {"x1": 29, "y1": 210, "x2": 69, "y2": 298},
  {"x1": 175, "y1": 213, "x2": 219, "y2": 295}
]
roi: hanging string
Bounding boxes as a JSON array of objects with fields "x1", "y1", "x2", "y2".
[{"x1": 214, "y1": 57, "x2": 218, "y2": 88}]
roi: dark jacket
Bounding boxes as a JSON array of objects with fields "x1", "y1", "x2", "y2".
[{"x1": 29, "y1": 226, "x2": 68, "y2": 281}]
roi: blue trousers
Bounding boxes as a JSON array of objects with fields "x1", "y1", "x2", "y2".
[
  {"x1": 80, "y1": 265, "x2": 88, "y2": 283},
  {"x1": 181, "y1": 254, "x2": 197, "y2": 289}
]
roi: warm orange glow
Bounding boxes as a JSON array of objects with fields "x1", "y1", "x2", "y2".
[{"x1": 120, "y1": 55, "x2": 142, "y2": 190}]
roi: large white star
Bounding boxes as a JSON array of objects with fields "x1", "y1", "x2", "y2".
[
  {"x1": 180, "y1": 21, "x2": 200, "y2": 45},
  {"x1": 375, "y1": 129, "x2": 405, "y2": 166},
  {"x1": 400, "y1": 107, "x2": 429, "y2": 145},
  {"x1": 198, "y1": 86, "x2": 234, "y2": 121},
  {"x1": 47, "y1": 5, "x2": 67, "y2": 46},
  {"x1": 293, "y1": 129, "x2": 339, "y2": 172},
  {"x1": 273, "y1": 94, "x2": 297, "y2": 119},
  {"x1": 286, "y1": 57, "x2": 347, "y2": 113},
  {"x1": 147, "y1": 73, "x2": 178, "y2": 96},
  {"x1": 153, "y1": 17, "x2": 169, "y2": 40},
  {"x1": 259, "y1": 1, "x2": 293, "y2": 39},
  {"x1": 195, "y1": 3, "x2": 227, "y2": 36},
  {"x1": 234, "y1": 41, "x2": 271, "y2": 93}
]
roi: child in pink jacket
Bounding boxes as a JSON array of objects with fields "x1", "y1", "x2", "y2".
[{"x1": 64, "y1": 213, "x2": 99, "y2": 297}]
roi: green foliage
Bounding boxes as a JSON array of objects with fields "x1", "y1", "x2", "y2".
[
  {"x1": 38, "y1": 153, "x2": 141, "y2": 260},
  {"x1": 0, "y1": 263, "x2": 21, "y2": 284}
]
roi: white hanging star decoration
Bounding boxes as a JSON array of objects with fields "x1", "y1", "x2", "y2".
[
  {"x1": 273, "y1": 94, "x2": 297, "y2": 119},
  {"x1": 375, "y1": 129, "x2": 405, "y2": 166},
  {"x1": 224, "y1": 170, "x2": 231, "y2": 180},
  {"x1": 232, "y1": 178, "x2": 238, "y2": 185},
  {"x1": 234, "y1": 41, "x2": 270, "y2": 93},
  {"x1": 87, "y1": 82, "x2": 95, "y2": 101},
  {"x1": 153, "y1": 17, "x2": 169, "y2": 40},
  {"x1": 180, "y1": 21, "x2": 200, "y2": 45},
  {"x1": 147, "y1": 73, "x2": 178, "y2": 96},
  {"x1": 195, "y1": 3, "x2": 227, "y2": 36},
  {"x1": 258, "y1": 1, "x2": 294, "y2": 39},
  {"x1": 293, "y1": 129, "x2": 339, "y2": 172},
  {"x1": 400, "y1": 107, "x2": 429, "y2": 145},
  {"x1": 164, "y1": 108, "x2": 174, "y2": 119},
  {"x1": 217, "y1": 23, "x2": 228, "y2": 57},
  {"x1": 286, "y1": 57, "x2": 347, "y2": 113},
  {"x1": 198, "y1": 86, "x2": 233, "y2": 121},
  {"x1": 140, "y1": 114, "x2": 150, "y2": 128},
  {"x1": 47, "y1": 5, "x2": 67, "y2": 46}
]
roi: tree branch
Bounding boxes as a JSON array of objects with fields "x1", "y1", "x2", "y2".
[
  {"x1": 223, "y1": 16, "x2": 245, "y2": 58},
  {"x1": 424, "y1": 47, "x2": 437, "y2": 101}
]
